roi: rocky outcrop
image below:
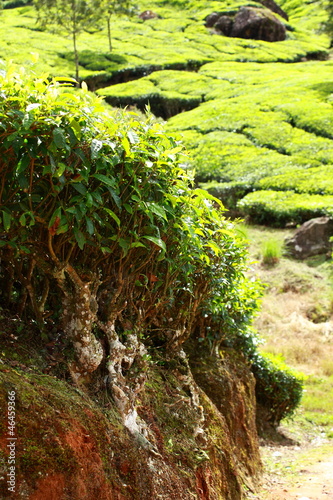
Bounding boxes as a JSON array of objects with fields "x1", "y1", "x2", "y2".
[
  {"x1": 284, "y1": 216, "x2": 333, "y2": 259},
  {"x1": 231, "y1": 7, "x2": 286, "y2": 41},
  {"x1": 205, "y1": 6, "x2": 287, "y2": 42},
  {"x1": 188, "y1": 345, "x2": 262, "y2": 485}
]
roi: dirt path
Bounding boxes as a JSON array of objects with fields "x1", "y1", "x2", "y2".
[
  {"x1": 262, "y1": 455, "x2": 333, "y2": 499},
  {"x1": 248, "y1": 434, "x2": 333, "y2": 500}
]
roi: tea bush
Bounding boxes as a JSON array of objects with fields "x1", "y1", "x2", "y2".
[
  {"x1": 221, "y1": 326, "x2": 304, "y2": 425},
  {"x1": 238, "y1": 190, "x2": 333, "y2": 226},
  {"x1": 0, "y1": 65, "x2": 305, "y2": 425},
  {"x1": 257, "y1": 166, "x2": 333, "y2": 195},
  {"x1": 0, "y1": 65, "x2": 262, "y2": 380},
  {"x1": 251, "y1": 352, "x2": 304, "y2": 425}
]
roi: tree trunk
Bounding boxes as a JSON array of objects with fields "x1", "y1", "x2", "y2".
[
  {"x1": 107, "y1": 16, "x2": 112, "y2": 52},
  {"x1": 73, "y1": 29, "x2": 80, "y2": 84},
  {"x1": 59, "y1": 267, "x2": 103, "y2": 382}
]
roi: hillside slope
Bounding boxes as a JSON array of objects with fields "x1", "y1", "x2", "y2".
[{"x1": 3, "y1": 1, "x2": 333, "y2": 225}]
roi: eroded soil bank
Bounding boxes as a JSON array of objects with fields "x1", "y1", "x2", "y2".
[{"x1": 0, "y1": 342, "x2": 261, "y2": 500}]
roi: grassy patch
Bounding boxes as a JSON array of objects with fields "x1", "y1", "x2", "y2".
[{"x1": 246, "y1": 225, "x2": 333, "y2": 438}]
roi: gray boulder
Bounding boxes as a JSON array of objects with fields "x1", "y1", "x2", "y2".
[
  {"x1": 205, "y1": 12, "x2": 221, "y2": 28},
  {"x1": 284, "y1": 216, "x2": 333, "y2": 259},
  {"x1": 215, "y1": 16, "x2": 233, "y2": 36},
  {"x1": 231, "y1": 7, "x2": 286, "y2": 42},
  {"x1": 139, "y1": 10, "x2": 159, "y2": 20}
]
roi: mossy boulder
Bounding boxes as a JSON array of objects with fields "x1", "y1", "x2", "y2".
[
  {"x1": 231, "y1": 7, "x2": 286, "y2": 42},
  {"x1": 205, "y1": 6, "x2": 287, "y2": 42}
]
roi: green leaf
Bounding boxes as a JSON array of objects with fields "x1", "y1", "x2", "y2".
[
  {"x1": 2, "y1": 211, "x2": 12, "y2": 232},
  {"x1": 205, "y1": 240, "x2": 221, "y2": 256},
  {"x1": 53, "y1": 128, "x2": 67, "y2": 149},
  {"x1": 85, "y1": 216, "x2": 94, "y2": 235},
  {"x1": 103, "y1": 208, "x2": 120, "y2": 227},
  {"x1": 72, "y1": 182, "x2": 87, "y2": 195},
  {"x1": 107, "y1": 187, "x2": 121, "y2": 209},
  {"x1": 118, "y1": 237, "x2": 130, "y2": 254},
  {"x1": 54, "y1": 162, "x2": 67, "y2": 178},
  {"x1": 122, "y1": 136, "x2": 131, "y2": 156},
  {"x1": 70, "y1": 118, "x2": 82, "y2": 140},
  {"x1": 91, "y1": 139, "x2": 103, "y2": 159},
  {"x1": 17, "y1": 155, "x2": 30, "y2": 174},
  {"x1": 73, "y1": 227, "x2": 86, "y2": 250},
  {"x1": 74, "y1": 205, "x2": 84, "y2": 222},
  {"x1": 147, "y1": 202, "x2": 168, "y2": 221},
  {"x1": 127, "y1": 130, "x2": 139, "y2": 144},
  {"x1": 75, "y1": 149, "x2": 89, "y2": 166},
  {"x1": 22, "y1": 112, "x2": 34, "y2": 130},
  {"x1": 91, "y1": 190, "x2": 103, "y2": 204},
  {"x1": 124, "y1": 203, "x2": 133, "y2": 214},
  {"x1": 48, "y1": 207, "x2": 62, "y2": 228},
  {"x1": 93, "y1": 173, "x2": 116, "y2": 188},
  {"x1": 19, "y1": 214, "x2": 26, "y2": 226},
  {"x1": 143, "y1": 236, "x2": 166, "y2": 252},
  {"x1": 129, "y1": 241, "x2": 147, "y2": 249},
  {"x1": 86, "y1": 193, "x2": 93, "y2": 208},
  {"x1": 56, "y1": 223, "x2": 69, "y2": 235},
  {"x1": 193, "y1": 188, "x2": 223, "y2": 207}
]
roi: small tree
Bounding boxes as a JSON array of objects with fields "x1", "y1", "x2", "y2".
[
  {"x1": 322, "y1": 0, "x2": 333, "y2": 47},
  {"x1": 102, "y1": 0, "x2": 137, "y2": 51},
  {"x1": 34, "y1": 0, "x2": 104, "y2": 81}
]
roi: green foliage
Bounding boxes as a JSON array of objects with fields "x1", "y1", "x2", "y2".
[
  {"x1": 261, "y1": 239, "x2": 282, "y2": 267},
  {"x1": 252, "y1": 352, "x2": 305, "y2": 425},
  {"x1": 219, "y1": 323, "x2": 304, "y2": 425},
  {"x1": 98, "y1": 74, "x2": 202, "y2": 118},
  {"x1": 0, "y1": 0, "x2": 329, "y2": 83},
  {"x1": 320, "y1": 0, "x2": 333, "y2": 43},
  {"x1": 0, "y1": 66, "x2": 262, "y2": 377},
  {"x1": 256, "y1": 165, "x2": 333, "y2": 195},
  {"x1": 238, "y1": 190, "x2": 333, "y2": 226},
  {"x1": 3, "y1": 0, "x2": 32, "y2": 7}
]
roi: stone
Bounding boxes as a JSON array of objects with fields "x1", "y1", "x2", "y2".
[
  {"x1": 205, "y1": 12, "x2": 221, "y2": 28},
  {"x1": 231, "y1": 7, "x2": 286, "y2": 42},
  {"x1": 214, "y1": 15, "x2": 233, "y2": 36},
  {"x1": 139, "y1": 10, "x2": 159, "y2": 20},
  {"x1": 284, "y1": 216, "x2": 333, "y2": 259}
]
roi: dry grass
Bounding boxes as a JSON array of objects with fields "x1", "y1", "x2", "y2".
[{"x1": 244, "y1": 224, "x2": 333, "y2": 433}]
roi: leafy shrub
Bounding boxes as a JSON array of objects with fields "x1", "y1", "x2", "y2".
[
  {"x1": 99, "y1": 77, "x2": 202, "y2": 119},
  {"x1": 0, "y1": 65, "x2": 262, "y2": 385},
  {"x1": 3, "y1": 0, "x2": 32, "y2": 8},
  {"x1": 220, "y1": 325, "x2": 304, "y2": 425},
  {"x1": 238, "y1": 190, "x2": 333, "y2": 226},
  {"x1": 256, "y1": 165, "x2": 333, "y2": 195},
  {"x1": 251, "y1": 352, "x2": 304, "y2": 426}
]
